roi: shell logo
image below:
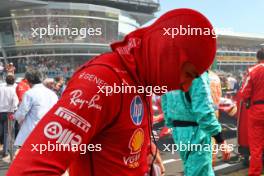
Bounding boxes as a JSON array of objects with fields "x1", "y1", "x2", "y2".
[{"x1": 128, "y1": 128, "x2": 144, "y2": 154}]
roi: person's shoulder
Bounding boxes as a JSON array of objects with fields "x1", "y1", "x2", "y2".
[
  {"x1": 81, "y1": 52, "x2": 122, "y2": 70},
  {"x1": 70, "y1": 54, "x2": 124, "y2": 89},
  {"x1": 5, "y1": 85, "x2": 16, "y2": 91},
  {"x1": 40, "y1": 84, "x2": 52, "y2": 91},
  {"x1": 248, "y1": 63, "x2": 264, "y2": 73},
  {"x1": 27, "y1": 84, "x2": 41, "y2": 93},
  {"x1": 193, "y1": 72, "x2": 208, "y2": 84},
  {"x1": 33, "y1": 84, "x2": 57, "y2": 99},
  {"x1": 21, "y1": 87, "x2": 34, "y2": 100},
  {"x1": 202, "y1": 71, "x2": 209, "y2": 78},
  {"x1": 17, "y1": 80, "x2": 25, "y2": 87},
  {"x1": 191, "y1": 72, "x2": 210, "y2": 93},
  {"x1": 45, "y1": 87, "x2": 58, "y2": 99},
  {"x1": 0, "y1": 84, "x2": 7, "y2": 91}
]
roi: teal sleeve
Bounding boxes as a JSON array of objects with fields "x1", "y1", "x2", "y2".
[
  {"x1": 190, "y1": 73, "x2": 221, "y2": 136},
  {"x1": 161, "y1": 94, "x2": 174, "y2": 128}
]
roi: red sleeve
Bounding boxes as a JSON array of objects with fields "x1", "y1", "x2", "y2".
[
  {"x1": 238, "y1": 71, "x2": 252, "y2": 100},
  {"x1": 16, "y1": 82, "x2": 30, "y2": 103},
  {"x1": 8, "y1": 65, "x2": 122, "y2": 175},
  {"x1": 16, "y1": 83, "x2": 24, "y2": 103}
]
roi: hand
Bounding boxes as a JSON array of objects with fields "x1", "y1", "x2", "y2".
[{"x1": 220, "y1": 140, "x2": 231, "y2": 161}]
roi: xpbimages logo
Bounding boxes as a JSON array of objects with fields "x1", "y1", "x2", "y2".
[
  {"x1": 31, "y1": 25, "x2": 102, "y2": 39},
  {"x1": 163, "y1": 25, "x2": 216, "y2": 38},
  {"x1": 97, "y1": 83, "x2": 168, "y2": 96},
  {"x1": 163, "y1": 142, "x2": 234, "y2": 154},
  {"x1": 31, "y1": 141, "x2": 102, "y2": 155}
]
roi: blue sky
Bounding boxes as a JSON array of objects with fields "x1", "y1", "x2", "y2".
[{"x1": 147, "y1": 0, "x2": 264, "y2": 34}]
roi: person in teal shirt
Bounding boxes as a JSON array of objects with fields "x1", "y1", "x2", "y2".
[{"x1": 161, "y1": 71, "x2": 230, "y2": 176}]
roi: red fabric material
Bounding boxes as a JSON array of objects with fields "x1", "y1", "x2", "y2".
[
  {"x1": 16, "y1": 79, "x2": 30, "y2": 103},
  {"x1": 238, "y1": 62, "x2": 264, "y2": 175},
  {"x1": 238, "y1": 62, "x2": 264, "y2": 120},
  {"x1": 7, "y1": 53, "x2": 150, "y2": 176},
  {"x1": 239, "y1": 62, "x2": 264, "y2": 105},
  {"x1": 237, "y1": 100, "x2": 249, "y2": 147},
  {"x1": 7, "y1": 9, "x2": 216, "y2": 176},
  {"x1": 248, "y1": 119, "x2": 264, "y2": 176},
  {"x1": 111, "y1": 8, "x2": 216, "y2": 91}
]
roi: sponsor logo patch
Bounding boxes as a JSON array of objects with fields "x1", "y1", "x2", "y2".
[
  {"x1": 129, "y1": 128, "x2": 144, "y2": 154},
  {"x1": 54, "y1": 107, "x2": 91, "y2": 133},
  {"x1": 70, "y1": 90, "x2": 102, "y2": 110},
  {"x1": 130, "y1": 95, "x2": 144, "y2": 126},
  {"x1": 123, "y1": 128, "x2": 145, "y2": 169},
  {"x1": 78, "y1": 72, "x2": 108, "y2": 87},
  {"x1": 44, "y1": 121, "x2": 82, "y2": 145}
]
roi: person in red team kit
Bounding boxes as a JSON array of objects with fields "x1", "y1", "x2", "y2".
[
  {"x1": 8, "y1": 9, "x2": 216, "y2": 176},
  {"x1": 238, "y1": 48, "x2": 264, "y2": 176},
  {"x1": 16, "y1": 77, "x2": 31, "y2": 103}
]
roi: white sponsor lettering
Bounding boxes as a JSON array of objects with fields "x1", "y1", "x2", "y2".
[
  {"x1": 44, "y1": 122, "x2": 63, "y2": 139},
  {"x1": 78, "y1": 72, "x2": 108, "y2": 87},
  {"x1": 116, "y1": 38, "x2": 141, "y2": 55},
  {"x1": 54, "y1": 107, "x2": 91, "y2": 133},
  {"x1": 70, "y1": 90, "x2": 102, "y2": 110},
  {"x1": 123, "y1": 153, "x2": 140, "y2": 165}
]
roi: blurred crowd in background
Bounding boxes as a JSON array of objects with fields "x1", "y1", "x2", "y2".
[
  {"x1": 0, "y1": 67, "x2": 69, "y2": 162},
  {"x1": 0, "y1": 59, "x2": 75, "y2": 81}
]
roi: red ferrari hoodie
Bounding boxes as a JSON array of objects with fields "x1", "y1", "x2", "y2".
[{"x1": 7, "y1": 8, "x2": 216, "y2": 176}]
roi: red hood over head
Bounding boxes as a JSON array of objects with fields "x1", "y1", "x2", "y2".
[{"x1": 111, "y1": 8, "x2": 216, "y2": 91}]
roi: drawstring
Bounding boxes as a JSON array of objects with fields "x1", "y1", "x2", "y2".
[{"x1": 145, "y1": 96, "x2": 158, "y2": 176}]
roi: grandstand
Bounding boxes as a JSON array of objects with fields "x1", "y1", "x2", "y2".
[
  {"x1": 216, "y1": 32, "x2": 264, "y2": 72},
  {"x1": 0, "y1": 0, "x2": 160, "y2": 77},
  {"x1": 1, "y1": 0, "x2": 263, "y2": 76}
]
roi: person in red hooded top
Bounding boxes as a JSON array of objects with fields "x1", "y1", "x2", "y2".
[
  {"x1": 14, "y1": 76, "x2": 31, "y2": 143},
  {"x1": 16, "y1": 77, "x2": 30, "y2": 103},
  {"x1": 7, "y1": 9, "x2": 216, "y2": 176},
  {"x1": 238, "y1": 48, "x2": 264, "y2": 176}
]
